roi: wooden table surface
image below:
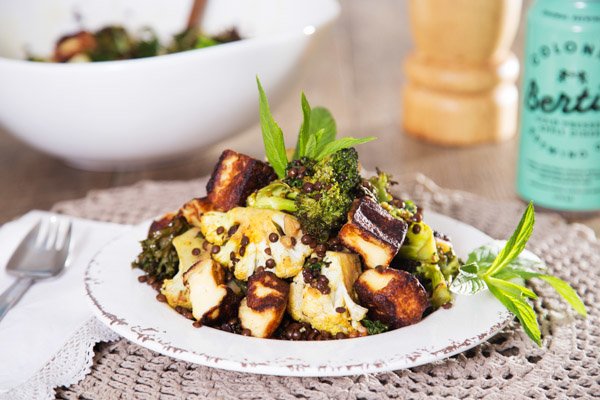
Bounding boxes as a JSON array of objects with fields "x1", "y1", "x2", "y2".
[{"x1": 1, "y1": 0, "x2": 598, "y2": 234}]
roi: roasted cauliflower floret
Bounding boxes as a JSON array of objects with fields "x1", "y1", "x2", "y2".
[
  {"x1": 354, "y1": 268, "x2": 428, "y2": 329},
  {"x1": 339, "y1": 197, "x2": 408, "y2": 269},
  {"x1": 199, "y1": 207, "x2": 312, "y2": 280},
  {"x1": 183, "y1": 259, "x2": 239, "y2": 324},
  {"x1": 288, "y1": 251, "x2": 368, "y2": 335},
  {"x1": 238, "y1": 271, "x2": 289, "y2": 338},
  {"x1": 160, "y1": 227, "x2": 210, "y2": 309}
]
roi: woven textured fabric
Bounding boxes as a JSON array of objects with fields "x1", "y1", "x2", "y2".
[{"x1": 51, "y1": 174, "x2": 599, "y2": 400}]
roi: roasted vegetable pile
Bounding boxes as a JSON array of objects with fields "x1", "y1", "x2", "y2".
[
  {"x1": 28, "y1": 25, "x2": 241, "y2": 63},
  {"x1": 132, "y1": 79, "x2": 586, "y2": 343},
  {"x1": 130, "y1": 80, "x2": 462, "y2": 340}
]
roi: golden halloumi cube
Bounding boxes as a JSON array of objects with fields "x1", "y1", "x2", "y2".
[
  {"x1": 339, "y1": 197, "x2": 408, "y2": 268},
  {"x1": 238, "y1": 271, "x2": 289, "y2": 338},
  {"x1": 354, "y1": 268, "x2": 428, "y2": 329},
  {"x1": 206, "y1": 150, "x2": 277, "y2": 211},
  {"x1": 183, "y1": 259, "x2": 238, "y2": 324}
]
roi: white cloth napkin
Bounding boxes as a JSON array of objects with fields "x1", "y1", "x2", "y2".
[{"x1": 0, "y1": 211, "x2": 128, "y2": 395}]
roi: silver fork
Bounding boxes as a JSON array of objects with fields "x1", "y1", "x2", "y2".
[{"x1": 0, "y1": 217, "x2": 72, "y2": 322}]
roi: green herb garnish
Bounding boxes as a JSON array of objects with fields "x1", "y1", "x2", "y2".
[
  {"x1": 257, "y1": 77, "x2": 288, "y2": 178},
  {"x1": 256, "y1": 77, "x2": 376, "y2": 178},
  {"x1": 294, "y1": 94, "x2": 337, "y2": 160},
  {"x1": 362, "y1": 319, "x2": 389, "y2": 335},
  {"x1": 450, "y1": 202, "x2": 587, "y2": 346}
]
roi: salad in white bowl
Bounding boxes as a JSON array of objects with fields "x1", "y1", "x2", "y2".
[{"x1": 0, "y1": 0, "x2": 340, "y2": 170}]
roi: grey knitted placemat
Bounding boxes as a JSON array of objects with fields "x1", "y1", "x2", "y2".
[{"x1": 51, "y1": 174, "x2": 599, "y2": 399}]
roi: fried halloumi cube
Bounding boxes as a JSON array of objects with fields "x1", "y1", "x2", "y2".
[
  {"x1": 148, "y1": 212, "x2": 178, "y2": 235},
  {"x1": 339, "y1": 197, "x2": 408, "y2": 269},
  {"x1": 354, "y1": 268, "x2": 428, "y2": 329},
  {"x1": 160, "y1": 227, "x2": 210, "y2": 309},
  {"x1": 199, "y1": 207, "x2": 312, "y2": 280},
  {"x1": 206, "y1": 150, "x2": 277, "y2": 211},
  {"x1": 288, "y1": 252, "x2": 368, "y2": 335},
  {"x1": 180, "y1": 197, "x2": 214, "y2": 228},
  {"x1": 183, "y1": 259, "x2": 239, "y2": 324},
  {"x1": 238, "y1": 271, "x2": 289, "y2": 338}
]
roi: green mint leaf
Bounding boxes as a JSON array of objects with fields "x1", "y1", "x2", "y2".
[
  {"x1": 304, "y1": 133, "x2": 319, "y2": 159},
  {"x1": 506, "y1": 257, "x2": 546, "y2": 272},
  {"x1": 485, "y1": 276, "x2": 537, "y2": 299},
  {"x1": 465, "y1": 243, "x2": 501, "y2": 270},
  {"x1": 493, "y1": 260, "x2": 545, "y2": 281},
  {"x1": 362, "y1": 319, "x2": 389, "y2": 335},
  {"x1": 499, "y1": 269, "x2": 587, "y2": 317},
  {"x1": 487, "y1": 284, "x2": 542, "y2": 346},
  {"x1": 310, "y1": 107, "x2": 336, "y2": 154},
  {"x1": 484, "y1": 202, "x2": 535, "y2": 277},
  {"x1": 538, "y1": 275, "x2": 587, "y2": 317},
  {"x1": 256, "y1": 77, "x2": 288, "y2": 178},
  {"x1": 315, "y1": 136, "x2": 376, "y2": 161},
  {"x1": 293, "y1": 92, "x2": 312, "y2": 159},
  {"x1": 449, "y1": 262, "x2": 487, "y2": 295}
]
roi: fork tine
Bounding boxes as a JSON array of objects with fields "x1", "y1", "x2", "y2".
[
  {"x1": 44, "y1": 217, "x2": 60, "y2": 249},
  {"x1": 22, "y1": 221, "x2": 42, "y2": 244},
  {"x1": 58, "y1": 221, "x2": 72, "y2": 251}
]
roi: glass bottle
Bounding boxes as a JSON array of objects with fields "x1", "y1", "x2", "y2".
[{"x1": 517, "y1": 0, "x2": 600, "y2": 212}]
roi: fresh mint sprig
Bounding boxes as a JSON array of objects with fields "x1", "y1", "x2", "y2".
[
  {"x1": 450, "y1": 202, "x2": 587, "y2": 346},
  {"x1": 257, "y1": 77, "x2": 288, "y2": 179},
  {"x1": 294, "y1": 94, "x2": 337, "y2": 160},
  {"x1": 256, "y1": 77, "x2": 376, "y2": 178}
]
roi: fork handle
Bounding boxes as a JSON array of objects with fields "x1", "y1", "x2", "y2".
[{"x1": 0, "y1": 277, "x2": 34, "y2": 322}]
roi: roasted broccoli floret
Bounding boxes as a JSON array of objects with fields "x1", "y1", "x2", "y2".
[
  {"x1": 247, "y1": 148, "x2": 361, "y2": 242},
  {"x1": 294, "y1": 184, "x2": 352, "y2": 242},
  {"x1": 246, "y1": 181, "x2": 297, "y2": 212},
  {"x1": 435, "y1": 232, "x2": 461, "y2": 281},
  {"x1": 398, "y1": 222, "x2": 439, "y2": 264},
  {"x1": 369, "y1": 169, "x2": 393, "y2": 203},
  {"x1": 293, "y1": 148, "x2": 361, "y2": 241},
  {"x1": 132, "y1": 214, "x2": 191, "y2": 280},
  {"x1": 398, "y1": 221, "x2": 457, "y2": 308},
  {"x1": 416, "y1": 263, "x2": 452, "y2": 309},
  {"x1": 367, "y1": 170, "x2": 418, "y2": 221}
]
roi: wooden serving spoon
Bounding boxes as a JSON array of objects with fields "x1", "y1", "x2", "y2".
[{"x1": 187, "y1": 0, "x2": 208, "y2": 30}]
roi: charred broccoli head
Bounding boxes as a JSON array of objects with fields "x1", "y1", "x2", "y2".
[
  {"x1": 293, "y1": 148, "x2": 360, "y2": 241},
  {"x1": 247, "y1": 148, "x2": 361, "y2": 242},
  {"x1": 366, "y1": 169, "x2": 418, "y2": 222},
  {"x1": 246, "y1": 181, "x2": 298, "y2": 212}
]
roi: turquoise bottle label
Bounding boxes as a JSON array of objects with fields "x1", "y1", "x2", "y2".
[{"x1": 517, "y1": 0, "x2": 600, "y2": 211}]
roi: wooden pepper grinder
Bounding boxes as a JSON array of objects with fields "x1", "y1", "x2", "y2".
[{"x1": 402, "y1": 0, "x2": 522, "y2": 146}]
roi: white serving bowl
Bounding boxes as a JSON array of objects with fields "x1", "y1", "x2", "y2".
[{"x1": 0, "y1": 0, "x2": 339, "y2": 170}]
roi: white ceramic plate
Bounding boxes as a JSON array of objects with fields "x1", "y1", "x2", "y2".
[{"x1": 85, "y1": 212, "x2": 514, "y2": 377}]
